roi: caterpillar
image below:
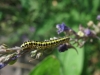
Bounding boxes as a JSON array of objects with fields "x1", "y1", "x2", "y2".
[{"x1": 21, "y1": 36, "x2": 70, "y2": 51}]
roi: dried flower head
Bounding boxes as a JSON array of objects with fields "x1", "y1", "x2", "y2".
[
  {"x1": 77, "y1": 31, "x2": 85, "y2": 37},
  {"x1": 87, "y1": 21, "x2": 94, "y2": 27}
]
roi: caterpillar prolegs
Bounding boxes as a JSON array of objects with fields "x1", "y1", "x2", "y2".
[
  {"x1": 21, "y1": 36, "x2": 70, "y2": 50},
  {"x1": 20, "y1": 36, "x2": 70, "y2": 58}
]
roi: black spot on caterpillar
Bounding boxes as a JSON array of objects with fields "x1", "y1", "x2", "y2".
[{"x1": 21, "y1": 36, "x2": 70, "y2": 51}]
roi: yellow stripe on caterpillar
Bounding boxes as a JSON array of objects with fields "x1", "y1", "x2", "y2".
[{"x1": 21, "y1": 36, "x2": 70, "y2": 50}]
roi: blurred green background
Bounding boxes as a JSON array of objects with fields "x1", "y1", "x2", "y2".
[{"x1": 0, "y1": 0, "x2": 100, "y2": 75}]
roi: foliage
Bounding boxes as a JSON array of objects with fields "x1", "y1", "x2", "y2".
[
  {"x1": 0, "y1": 0, "x2": 100, "y2": 75},
  {"x1": 29, "y1": 56, "x2": 60, "y2": 75},
  {"x1": 57, "y1": 47, "x2": 84, "y2": 75}
]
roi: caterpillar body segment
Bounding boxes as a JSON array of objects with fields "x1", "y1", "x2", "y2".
[{"x1": 21, "y1": 36, "x2": 70, "y2": 51}]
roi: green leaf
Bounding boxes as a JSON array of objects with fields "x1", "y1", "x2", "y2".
[
  {"x1": 57, "y1": 46, "x2": 84, "y2": 75},
  {"x1": 92, "y1": 0, "x2": 99, "y2": 13},
  {"x1": 9, "y1": 59, "x2": 17, "y2": 65},
  {"x1": 29, "y1": 55, "x2": 60, "y2": 75}
]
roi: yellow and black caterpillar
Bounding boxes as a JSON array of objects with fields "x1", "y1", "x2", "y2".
[{"x1": 21, "y1": 36, "x2": 70, "y2": 51}]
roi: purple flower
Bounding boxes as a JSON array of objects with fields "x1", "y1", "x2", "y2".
[
  {"x1": 11, "y1": 55, "x2": 19, "y2": 60},
  {"x1": 97, "y1": 15, "x2": 100, "y2": 20},
  {"x1": 84, "y1": 29, "x2": 100, "y2": 40},
  {"x1": 84, "y1": 29, "x2": 92, "y2": 36},
  {"x1": 58, "y1": 44, "x2": 68, "y2": 52},
  {"x1": 0, "y1": 63, "x2": 7, "y2": 69},
  {"x1": 0, "y1": 55, "x2": 19, "y2": 69},
  {"x1": 56, "y1": 23, "x2": 70, "y2": 34}
]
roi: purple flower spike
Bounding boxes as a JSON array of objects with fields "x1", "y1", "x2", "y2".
[
  {"x1": 58, "y1": 44, "x2": 68, "y2": 52},
  {"x1": 0, "y1": 63, "x2": 7, "y2": 69},
  {"x1": 97, "y1": 15, "x2": 100, "y2": 20},
  {"x1": 56, "y1": 23, "x2": 70, "y2": 34},
  {"x1": 84, "y1": 29, "x2": 92, "y2": 36},
  {"x1": 11, "y1": 55, "x2": 18, "y2": 60}
]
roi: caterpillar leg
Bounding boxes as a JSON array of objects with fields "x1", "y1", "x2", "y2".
[
  {"x1": 30, "y1": 50, "x2": 37, "y2": 58},
  {"x1": 36, "y1": 52, "x2": 43, "y2": 59},
  {"x1": 30, "y1": 50, "x2": 43, "y2": 59}
]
